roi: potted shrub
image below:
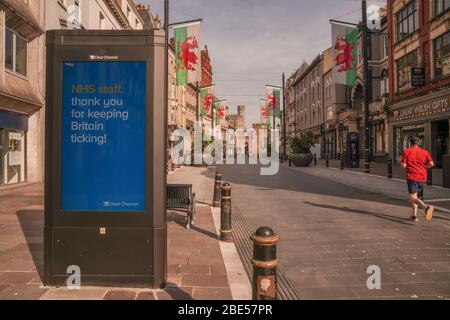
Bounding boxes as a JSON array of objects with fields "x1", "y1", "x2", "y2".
[{"x1": 289, "y1": 132, "x2": 315, "y2": 167}]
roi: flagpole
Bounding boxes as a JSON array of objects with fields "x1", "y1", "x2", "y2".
[
  {"x1": 282, "y1": 73, "x2": 286, "y2": 160},
  {"x1": 163, "y1": 0, "x2": 169, "y2": 288},
  {"x1": 361, "y1": 0, "x2": 371, "y2": 174},
  {"x1": 196, "y1": 82, "x2": 199, "y2": 122},
  {"x1": 211, "y1": 100, "x2": 215, "y2": 139}
]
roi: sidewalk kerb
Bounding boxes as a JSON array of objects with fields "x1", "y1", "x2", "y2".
[{"x1": 211, "y1": 207, "x2": 252, "y2": 300}]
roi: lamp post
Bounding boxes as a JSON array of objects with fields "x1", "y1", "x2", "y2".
[
  {"x1": 361, "y1": 0, "x2": 371, "y2": 174},
  {"x1": 282, "y1": 73, "x2": 287, "y2": 160}
]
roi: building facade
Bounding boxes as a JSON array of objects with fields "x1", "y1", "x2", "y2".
[
  {"x1": 0, "y1": 0, "x2": 148, "y2": 188},
  {"x1": 322, "y1": 47, "x2": 348, "y2": 159},
  {"x1": 387, "y1": 0, "x2": 450, "y2": 168},
  {"x1": 337, "y1": 11, "x2": 390, "y2": 164},
  {"x1": 292, "y1": 55, "x2": 324, "y2": 156},
  {"x1": 201, "y1": 45, "x2": 212, "y2": 88},
  {"x1": 0, "y1": 0, "x2": 45, "y2": 186}
]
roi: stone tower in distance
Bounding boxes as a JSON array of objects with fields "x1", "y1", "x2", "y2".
[{"x1": 237, "y1": 105, "x2": 246, "y2": 126}]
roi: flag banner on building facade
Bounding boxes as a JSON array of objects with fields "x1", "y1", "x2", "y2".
[
  {"x1": 214, "y1": 100, "x2": 226, "y2": 126},
  {"x1": 200, "y1": 85, "x2": 215, "y2": 117},
  {"x1": 266, "y1": 86, "x2": 282, "y2": 119},
  {"x1": 260, "y1": 99, "x2": 270, "y2": 126},
  {"x1": 173, "y1": 22, "x2": 202, "y2": 85},
  {"x1": 331, "y1": 22, "x2": 359, "y2": 87}
]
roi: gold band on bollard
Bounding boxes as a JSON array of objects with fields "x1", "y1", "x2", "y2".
[
  {"x1": 251, "y1": 234, "x2": 280, "y2": 246},
  {"x1": 252, "y1": 259, "x2": 278, "y2": 269}
]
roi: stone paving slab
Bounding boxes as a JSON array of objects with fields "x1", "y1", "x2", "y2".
[{"x1": 0, "y1": 183, "x2": 233, "y2": 300}]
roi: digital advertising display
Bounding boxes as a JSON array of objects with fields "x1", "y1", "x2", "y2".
[{"x1": 61, "y1": 61, "x2": 147, "y2": 212}]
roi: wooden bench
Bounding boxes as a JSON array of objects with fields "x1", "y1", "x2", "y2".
[{"x1": 167, "y1": 184, "x2": 196, "y2": 229}]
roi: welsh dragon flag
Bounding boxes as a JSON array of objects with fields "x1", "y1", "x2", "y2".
[
  {"x1": 260, "y1": 99, "x2": 270, "y2": 126},
  {"x1": 332, "y1": 23, "x2": 359, "y2": 86},
  {"x1": 174, "y1": 22, "x2": 202, "y2": 85},
  {"x1": 200, "y1": 85, "x2": 215, "y2": 117},
  {"x1": 214, "y1": 100, "x2": 226, "y2": 126},
  {"x1": 266, "y1": 86, "x2": 282, "y2": 119}
]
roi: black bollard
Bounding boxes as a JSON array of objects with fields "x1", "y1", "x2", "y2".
[
  {"x1": 314, "y1": 154, "x2": 317, "y2": 166},
  {"x1": 364, "y1": 149, "x2": 370, "y2": 174},
  {"x1": 251, "y1": 227, "x2": 279, "y2": 300},
  {"x1": 427, "y1": 169, "x2": 432, "y2": 186},
  {"x1": 220, "y1": 183, "x2": 233, "y2": 242},
  {"x1": 289, "y1": 156, "x2": 292, "y2": 167},
  {"x1": 387, "y1": 159, "x2": 393, "y2": 179},
  {"x1": 326, "y1": 155, "x2": 329, "y2": 168},
  {"x1": 213, "y1": 171, "x2": 223, "y2": 208},
  {"x1": 340, "y1": 155, "x2": 344, "y2": 170}
]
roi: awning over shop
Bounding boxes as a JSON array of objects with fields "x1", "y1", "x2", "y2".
[
  {"x1": 0, "y1": 108, "x2": 28, "y2": 131},
  {"x1": 0, "y1": 0, "x2": 44, "y2": 40}
]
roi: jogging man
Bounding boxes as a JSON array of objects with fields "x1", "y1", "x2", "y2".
[{"x1": 401, "y1": 136, "x2": 434, "y2": 222}]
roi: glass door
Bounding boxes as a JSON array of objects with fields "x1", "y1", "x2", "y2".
[{"x1": 434, "y1": 119, "x2": 449, "y2": 169}]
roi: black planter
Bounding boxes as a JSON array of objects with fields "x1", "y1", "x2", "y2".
[{"x1": 290, "y1": 153, "x2": 313, "y2": 167}]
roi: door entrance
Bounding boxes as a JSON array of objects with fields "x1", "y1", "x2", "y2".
[{"x1": 434, "y1": 119, "x2": 449, "y2": 169}]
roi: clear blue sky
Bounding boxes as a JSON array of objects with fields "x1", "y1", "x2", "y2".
[{"x1": 142, "y1": 0, "x2": 386, "y2": 127}]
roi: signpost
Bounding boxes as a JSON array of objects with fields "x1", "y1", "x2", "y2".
[{"x1": 44, "y1": 30, "x2": 167, "y2": 288}]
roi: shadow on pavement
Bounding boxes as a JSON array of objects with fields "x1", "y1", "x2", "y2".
[
  {"x1": 303, "y1": 201, "x2": 414, "y2": 226},
  {"x1": 211, "y1": 164, "x2": 420, "y2": 211},
  {"x1": 16, "y1": 210, "x2": 45, "y2": 283},
  {"x1": 164, "y1": 283, "x2": 194, "y2": 300},
  {"x1": 168, "y1": 211, "x2": 218, "y2": 241}
]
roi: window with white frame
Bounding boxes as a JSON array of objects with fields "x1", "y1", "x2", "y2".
[{"x1": 5, "y1": 28, "x2": 27, "y2": 77}]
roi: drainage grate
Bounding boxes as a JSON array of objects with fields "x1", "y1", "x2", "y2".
[{"x1": 232, "y1": 206, "x2": 301, "y2": 300}]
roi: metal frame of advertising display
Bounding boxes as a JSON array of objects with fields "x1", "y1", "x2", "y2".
[{"x1": 44, "y1": 30, "x2": 166, "y2": 288}]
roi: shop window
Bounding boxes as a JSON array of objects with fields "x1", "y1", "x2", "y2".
[
  {"x1": 4, "y1": 28, "x2": 27, "y2": 77},
  {"x1": 0, "y1": 129, "x2": 26, "y2": 186},
  {"x1": 395, "y1": 124, "x2": 425, "y2": 163},
  {"x1": 396, "y1": 50, "x2": 418, "y2": 93},
  {"x1": 433, "y1": 0, "x2": 450, "y2": 17},
  {"x1": 396, "y1": 1, "x2": 417, "y2": 42},
  {"x1": 434, "y1": 31, "x2": 450, "y2": 78}
]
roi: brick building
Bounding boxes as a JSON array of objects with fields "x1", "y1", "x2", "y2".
[
  {"x1": 387, "y1": 0, "x2": 449, "y2": 168},
  {"x1": 201, "y1": 45, "x2": 212, "y2": 87}
]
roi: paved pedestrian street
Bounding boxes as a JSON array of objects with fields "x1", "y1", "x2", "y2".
[
  {"x1": 0, "y1": 183, "x2": 234, "y2": 300},
  {"x1": 216, "y1": 163, "x2": 450, "y2": 300},
  {"x1": 0, "y1": 165, "x2": 450, "y2": 300}
]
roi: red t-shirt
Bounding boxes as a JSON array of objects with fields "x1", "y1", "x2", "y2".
[{"x1": 401, "y1": 147, "x2": 433, "y2": 182}]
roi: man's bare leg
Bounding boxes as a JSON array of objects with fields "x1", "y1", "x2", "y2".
[{"x1": 410, "y1": 193, "x2": 434, "y2": 221}]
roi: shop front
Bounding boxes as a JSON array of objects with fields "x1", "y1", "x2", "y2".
[
  {"x1": 0, "y1": 109, "x2": 27, "y2": 186},
  {"x1": 388, "y1": 91, "x2": 450, "y2": 169}
]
